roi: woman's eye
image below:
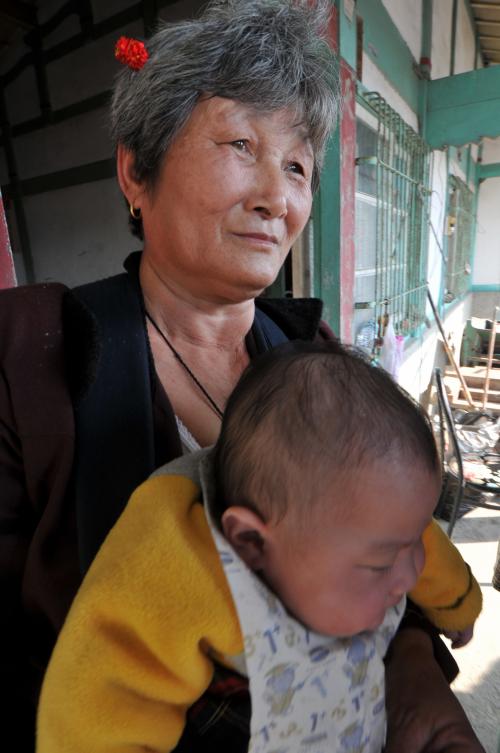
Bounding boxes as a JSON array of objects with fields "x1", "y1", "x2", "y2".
[
  {"x1": 286, "y1": 161, "x2": 305, "y2": 176},
  {"x1": 231, "y1": 139, "x2": 248, "y2": 151}
]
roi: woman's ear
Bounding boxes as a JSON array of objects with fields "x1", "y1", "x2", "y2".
[
  {"x1": 116, "y1": 144, "x2": 145, "y2": 208},
  {"x1": 221, "y1": 507, "x2": 270, "y2": 571}
]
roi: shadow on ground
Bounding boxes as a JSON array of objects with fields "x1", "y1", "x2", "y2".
[{"x1": 454, "y1": 657, "x2": 500, "y2": 753}]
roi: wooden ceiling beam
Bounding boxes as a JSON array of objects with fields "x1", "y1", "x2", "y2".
[
  {"x1": 0, "y1": 0, "x2": 37, "y2": 30},
  {"x1": 471, "y1": 2, "x2": 500, "y2": 9}
]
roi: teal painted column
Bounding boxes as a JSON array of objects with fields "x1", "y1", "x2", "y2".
[
  {"x1": 313, "y1": 138, "x2": 340, "y2": 331},
  {"x1": 478, "y1": 162, "x2": 500, "y2": 180},
  {"x1": 471, "y1": 142, "x2": 484, "y2": 286},
  {"x1": 450, "y1": 0, "x2": 458, "y2": 76},
  {"x1": 438, "y1": 149, "x2": 451, "y2": 313},
  {"x1": 313, "y1": 0, "x2": 357, "y2": 341},
  {"x1": 419, "y1": 0, "x2": 432, "y2": 139},
  {"x1": 470, "y1": 176, "x2": 480, "y2": 295}
]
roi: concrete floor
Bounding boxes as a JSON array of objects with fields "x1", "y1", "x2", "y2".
[{"x1": 438, "y1": 507, "x2": 500, "y2": 753}]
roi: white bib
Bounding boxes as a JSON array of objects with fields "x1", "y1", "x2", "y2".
[{"x1": 199, "y1": 460, "x2": 404, "y2": 753}]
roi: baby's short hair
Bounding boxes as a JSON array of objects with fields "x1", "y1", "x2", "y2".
[{"x1": 213, "y1": 340, "x2": 439, "y2": 523}]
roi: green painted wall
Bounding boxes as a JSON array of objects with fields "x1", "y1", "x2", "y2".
[
  {"x1": 478, "y1": 163, "x2": 500, "y2": 180},
  {"x1": 471, "y1": 284, "x2": 500, "y2": 292},
  {"x1": 427, "y1": 65, "x2": 500, "y2": 148}
]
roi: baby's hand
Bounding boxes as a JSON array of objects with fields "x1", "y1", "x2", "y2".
[{"x1": 442, "y1": 624, "x2": 474, "y2": 649}]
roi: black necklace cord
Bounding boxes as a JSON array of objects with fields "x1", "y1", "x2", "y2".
[{"x1": 145, "y1": 310, "x2": 224, "y2": 420}]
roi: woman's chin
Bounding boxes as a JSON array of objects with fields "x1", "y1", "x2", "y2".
[
  {"x1": 215, "y1": 272, "x2": 282, "y2": 302},
  {"x1": 230, "y1": 254, "x2": 286, "y2": 289}
]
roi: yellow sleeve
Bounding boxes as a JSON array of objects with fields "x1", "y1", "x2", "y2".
[
  {"x1": 409, "y1": 518, "x2": 482, "y2": 631},
  {"x1": 37, "y1": 474, "x2": 243, "y2": 753}
]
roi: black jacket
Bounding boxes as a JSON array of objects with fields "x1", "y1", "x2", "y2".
[{"x1": 0, "y1": 253, "x2": 324, "y2": 751}]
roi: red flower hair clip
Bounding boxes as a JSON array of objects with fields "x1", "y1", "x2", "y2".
[{"x1": 115, "y1": 36, "x2": 149, "y2": 71}]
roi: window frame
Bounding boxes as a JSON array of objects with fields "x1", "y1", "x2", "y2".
[
  {"x1": 354, "y1": 89, "x2": 432, "y2": 352},
  {"x1": 443, "y1": 173, "x2": 474, "y2": 305}
]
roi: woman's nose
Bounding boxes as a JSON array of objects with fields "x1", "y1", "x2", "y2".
[{"x1": 246, "y1": 165, "x2": 288, "y2": 219}]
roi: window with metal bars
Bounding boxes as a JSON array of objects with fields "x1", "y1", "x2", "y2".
[
  {"x1": 444, "y1": 174, "x2": 474, "y2": 303},
  {"x1": 354, "y1": 91, "x2": 431, "y2": 353}
]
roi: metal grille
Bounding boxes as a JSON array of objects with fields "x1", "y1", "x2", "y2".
[
  {"x1": 354, "y1": 91, "x2": 431, "y2": 345},
  {"x1": 444, "y1": 174, "x2": 474, "y2": 302}
]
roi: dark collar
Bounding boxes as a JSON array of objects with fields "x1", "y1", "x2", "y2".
[{"x1": 124, "y1": 251, "x2": 324, "y2": 342}]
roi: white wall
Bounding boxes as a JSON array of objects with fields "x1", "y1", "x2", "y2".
[
  {"x1": 474, "y1": 178, "x2": 500, "y2": 287},
  {"x1": 398, "y1": 329, "x2": 439, "y2": 401},
  {"x1": 432, "y1": 0, "x2": 453, "y2": 79},
  {"x1": 14, "y1": 107, "x2": 110, "y2": 180},
  {"x1": 361, "y1": 53, "x2": 418, "y2": 131},
  {"x1": 3, "y1": 62, "x2": 39, "y2": 126},
  {"x1": 398, "y1": 296, "x2": 472, "y2": 401},
  {"x1": 431, "y1": 0, "x2": 476, "y2": 79},
  {"x1": 381, "y1": 0, "x2": 422, "y2": 62},
  {"x1": 481, "y1": 137, "x2": 500, "y2": 163},
  {"x1": 21, "y1": 179, "x2": 135, "y2": 287},
  {"x1": 0, "y1": 0, "x2": 205, "y2": 286},
  {"x1": 454, "y1": 0, "x2": 476, "y2": 75},
  {"x1": 473, "y1": 137, "x2": 500, "y2": 289}
]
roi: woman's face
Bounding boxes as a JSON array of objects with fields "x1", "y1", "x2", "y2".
[{"x1": 138, "y1": 97, "x2": 314, "y2": 303}]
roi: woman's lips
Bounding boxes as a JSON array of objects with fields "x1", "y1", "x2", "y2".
[{"x1": 233, "y1": 232, "x2": 279, "y2": 246}]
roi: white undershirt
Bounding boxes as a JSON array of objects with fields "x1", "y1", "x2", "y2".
[{"x1": 175, "y1": 415, "x2": 202, "y2": 454}]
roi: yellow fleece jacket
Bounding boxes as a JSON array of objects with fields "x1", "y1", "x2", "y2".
[
  {"x1": 37, "y1": 475, "x2": 481, "y2": 753},
  {"x1": 37, "y1": 475, "x2": 243, "y2": 753},
  {"x1": 409, "y1": 518, "x2": 482, "y2": 631}
]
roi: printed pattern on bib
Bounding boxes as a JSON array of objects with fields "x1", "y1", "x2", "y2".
[{"x1": 207, "y1": 520, "x2": 404, "y2": 753}]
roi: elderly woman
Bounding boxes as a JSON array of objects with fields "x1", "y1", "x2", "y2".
[{"x1": 0, "y1": 1, "x2": 484, "y2": 752}]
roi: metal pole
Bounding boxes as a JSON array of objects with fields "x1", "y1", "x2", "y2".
[
  {"x1": 482, "y1": 306, "x2": 499, "y2": 409},
  {"x1": 426, "y1": 287, "x2": 476, "y2": 408}
]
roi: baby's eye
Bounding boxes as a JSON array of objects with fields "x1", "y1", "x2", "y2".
[{"x1": 368, "y1": 564, "x2": 393, "y2": 574}]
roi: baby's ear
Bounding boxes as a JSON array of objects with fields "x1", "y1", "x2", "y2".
[{"x1": 221, "y1": 507, "x2": 268, "y2": 570}]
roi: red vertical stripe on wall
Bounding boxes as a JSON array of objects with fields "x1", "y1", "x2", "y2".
[
  {"x1": 327, "y1": 3, "x2": 339, "y2": 53},
  {"x1": 326, "y1": 4, "x2": 355, "y2": 342},
  {"x1": 0, "y1": 194, "x2": 17, "y2": 289}
]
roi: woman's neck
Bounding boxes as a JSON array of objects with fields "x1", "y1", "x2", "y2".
[{"x1": 139, "y1": 254, "x2": 255, "y2": 352}]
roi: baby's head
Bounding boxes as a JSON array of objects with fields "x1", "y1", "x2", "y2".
[{"x1": 213, "y1": 340, "x2": 442, "y2": 637}]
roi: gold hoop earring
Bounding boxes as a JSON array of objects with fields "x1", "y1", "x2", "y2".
[{"x1": 129, "y1": 203, "x2": 141, "y2": 220}]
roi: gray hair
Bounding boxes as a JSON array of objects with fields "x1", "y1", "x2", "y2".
[{"x1": 110, "y1": 0, "x2": 339, "y2": 235}]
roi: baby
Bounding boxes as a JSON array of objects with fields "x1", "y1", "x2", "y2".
[{"x1": 37, "y1": 341, "x2": 481, "y2": 753}]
